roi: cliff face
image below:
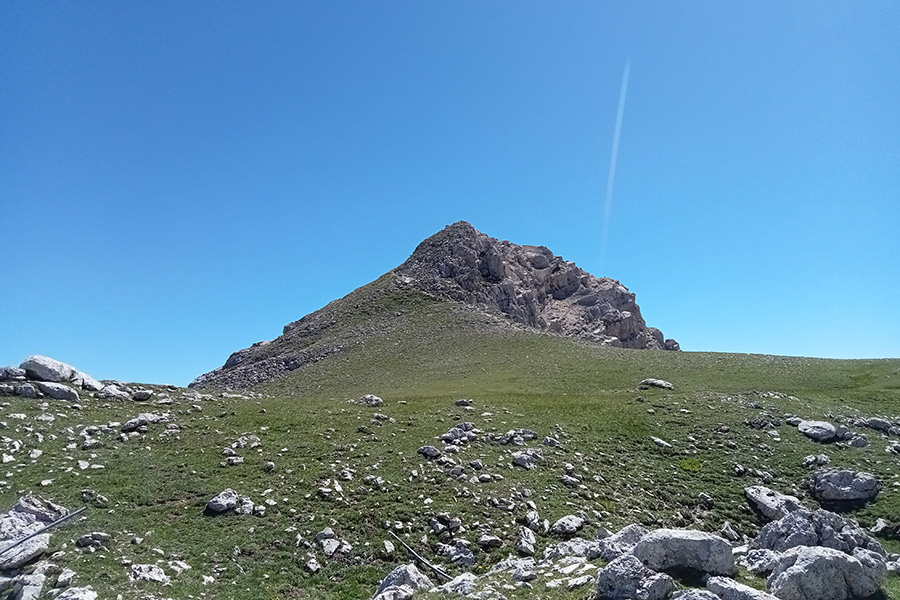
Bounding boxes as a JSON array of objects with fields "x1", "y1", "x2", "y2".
[
  {"x1": 191, "y1": 221, "x2": 677, "y2": 389},
  {"x1": 396, "y1": 221, "x2": 678, "y2": 351}
]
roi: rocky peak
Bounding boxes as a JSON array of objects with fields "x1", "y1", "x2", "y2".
[{"x1": 397, "y1": 222, "x2": 678, "y2": 351}]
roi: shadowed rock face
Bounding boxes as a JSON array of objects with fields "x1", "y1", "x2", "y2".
[
  {"x1": 191, "y1": 221, "x2": 677, "y2": 389},
  {"x1": 396, "y1": 222, "x2": 677, "y2": 350}
]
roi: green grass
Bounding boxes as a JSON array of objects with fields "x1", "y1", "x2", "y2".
[{"x1": 2, "y1": 288, "x2": 899, "y2": 599}]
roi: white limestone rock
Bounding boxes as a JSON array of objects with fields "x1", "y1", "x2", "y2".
[
  {"x1": 19, "y1": 356, "x2": 75, "y2": 383},
  {"x1": 631, "y1": 528, "x2": 737, "y2": 576},
  {"x1": 595, "y1": 554, "x2": 674, "y2": 600},
  {"x1": 768, "y1": 546, "x2": 886, "y2": 600},
  {"x1": 371, "y1": 564, "x2": 433, "y2": 600}
]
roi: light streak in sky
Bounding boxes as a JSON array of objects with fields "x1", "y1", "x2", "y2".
[{"x1": 600, "y1": 61, "x2": 630, "y2": 270}]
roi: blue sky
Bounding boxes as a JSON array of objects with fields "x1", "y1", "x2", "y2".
[{"x1": 2, "y1": 2, "x2": 898, "y2": 386}]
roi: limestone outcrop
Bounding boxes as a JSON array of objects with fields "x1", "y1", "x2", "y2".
[{"x1": 396, "y1": 222, "x2": 677, "y2": 350}]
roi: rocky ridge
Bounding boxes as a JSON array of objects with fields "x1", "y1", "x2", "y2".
[
  {"x1": 192, "y1": 221, "x2": 677, "y2": 389},
  {"x1": 396, "y1": 221, "x2": 678, "y2": 351}
]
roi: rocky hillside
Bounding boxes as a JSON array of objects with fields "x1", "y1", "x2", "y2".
[{"x1": 192, "y1": 221, "x2": 677, "y2": 390}]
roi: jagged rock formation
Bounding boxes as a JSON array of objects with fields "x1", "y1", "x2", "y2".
[
  {"x1": 396, "y1": 221, "x2": 678, "y2": 351},
  {"x1": 191, "y1": 221, "x2": 677, "y2": 389}
]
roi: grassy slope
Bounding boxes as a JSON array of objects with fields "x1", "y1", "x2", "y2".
[{"x1": 2, "y1": 287, "x2": 899, "y2": 599}]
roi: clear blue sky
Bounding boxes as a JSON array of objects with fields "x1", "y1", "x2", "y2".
[{"x1": 2, "y1": 2, "x2": 898, "y2": 386}]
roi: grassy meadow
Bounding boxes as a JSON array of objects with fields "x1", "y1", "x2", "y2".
[{"x1": 2, "y1": 287, "x2": 899, "y2": 599}]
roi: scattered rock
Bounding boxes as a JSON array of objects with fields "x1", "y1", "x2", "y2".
[
  {"x1": 417, "y1": 446, "x2": 441, "y2": 460},
  {"x1": 34, "y1": 382, "x2": 79, "y2": 402},
  {"x1": 595, "y1": 553, "x2": 674, "y2": 600},
  {"x1": 797, "y1": 420, "x2": 837, "y2": 443},
  {"x1": 130, "y1": 564, "x2": 171, "y2": 585},
  {"x1": 516, "y1": 526, "x2": 536, "y2": 555},
  {"x1": 809, "y1": 469, "x2": 879, "y2": 504},
  {"x1": 511, "y1": 448, "x2": 542, "y2": 470},
  {"x1": 360, "y1": 394, "x2": 384, "y2": 407},
  {"x1": 549, "y1": 515, "x2": 584, "y2": 537},
  {"x1": 371, "y1": 564, "x2": 433, "y2": 600},
  {"x1": 597, "y1": 523, "x2": 650, "y2": 561},
  {"x1": 745, "y1": 485, "x2": 805, "y2": 522},
  {"x1": 207, "y1": 489, "x2": 239, "y2": 514},
  {"x1": 801, "y1": 454, "x2": 830, "y2": 469},
  {"x1": 639, "y1": 379, "x2": 674, "y2": 390}
]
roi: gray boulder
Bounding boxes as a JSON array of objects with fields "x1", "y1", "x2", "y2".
[
  {"x1": 121, "y1": 412, "x2": 167, "y2": 433},
  {"x1": 433, "y1": 573, "x2": 477, "y2": 596},
  {"x1": 360, "y1": 394, "x2": 384, "y2": 407},
  {"x1": 810, "y1": 469, "x2": 879, "y2": 504},
  {"x1": 754, "y1": 508, "x2": 885, "y2": 556},
  {"x1": 797, "y1": 420, "x2": 837, "y2": 443},
  {"x1": 631, "y1": 529, "x2": 737, "y2": 576},
  {"x1": 639, "y1": 378, "x2": 674, "y2": 390},
  {"x1": 542, "y1": 537, "x2": 601, "y2": 560},
  {"x1": 706, "y1": 576, "x2": 780, "y2": 600},
  {"x1": 13, "y1": 494, "x2": 68, "y2": 522},
  {"x1": 19, "y1": 355, "x2": 76, "y2": 382},
  {"x1": 511, "y1": 448, "x2": 542, "y2": 470},
  {"x1": 207, "y1": 489, "x2": 239, "y2": 513},
  {"x1": 417, "y1": 446, "x2": 441, "y2": 460},
  {"x1": 14, "y1": 383, "x2": 39, "y2": 398},
  {"x1": 371, "y1": 564, "x2": 433, "y2": 600},
  {"x1": 71, "y1": 371, "x2": 103, "y2": 391},
  {"x1": 98, "y1": 384, "x2": 131, "y2": 400},
  {"x1": 130, "y1": 564, "x2": 171, "y2": 585},
  {"x1": 516, "y1": 526, "x2": 535, "y2": 555},
  {"x1": 549, "y1": 515, "x2": 584, "y2": 536},
  {"x1": 745, "y1": 485, "x2": 805, "y2": 521},
  {"x1": 35, "y1": 382, "x2": 79, "y2": 402},
  {"x1": 598, "y1": 523, "x2": 650, "y2": 561},
  {"x1": 673, "y1": 591, "x2": 720, "y2": 600},
  {"x1": 0, "y1": 534, "x2": 50, "y2": 570},
  {"x1": 12, "y1": 573, "x2": 45, "y2": 600},
  {"x1": 768, "y1": 546, "x2": 886, "y2": 600},
  {"x1": 0, "y1": 367, "x2": 26, "y2": 380},
  {"x1": 54, "y1": 588, "x2": 99, "y2": 600},
  {"x1": 865, "y1": 417, "x2": 893, "y2": 432},
  {"x1": 595, "y1": 554, "x2": 674, "y2": 600}
]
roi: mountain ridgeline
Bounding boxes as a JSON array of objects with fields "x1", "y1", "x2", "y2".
[{"x1": 191, "y1": 221, "x2": 678, "y2": 390}]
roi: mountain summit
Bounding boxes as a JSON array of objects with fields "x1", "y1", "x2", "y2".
[
  {"x1": 191, "y1": 221, "x2": 677, "y2": 389},
  {"x1": 397, "y1": 221, "x2": 678, "y2": 351}
]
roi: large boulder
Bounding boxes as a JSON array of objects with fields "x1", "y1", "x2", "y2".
[
  {"x1": 745, "y1": 486, "x2": 805, "y2": 522},
  {"x1": 768, "y1": 546, "x2": 886, "y2": 600},
  {"x1": 19, "y1": 356, "x2": 76, "y2": 382},
  {"x1": 595, "y1": 554, "x2": 674, "y2": 600},
  {"x1": 754, "y1": 508, "x2": 885, "y2": 556},
  {"x1": 797, "y1": 420, "x2": 837, "y2": 443},
  {"x1": 631, "y1": 529, "x2": 737, "y2": 576},
  {"x1": 371, "y1": 564, "x2": 433, "y2": 600},
  {"x1": 809, "y1": 469, "x2": 879, "y2": 504}
]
